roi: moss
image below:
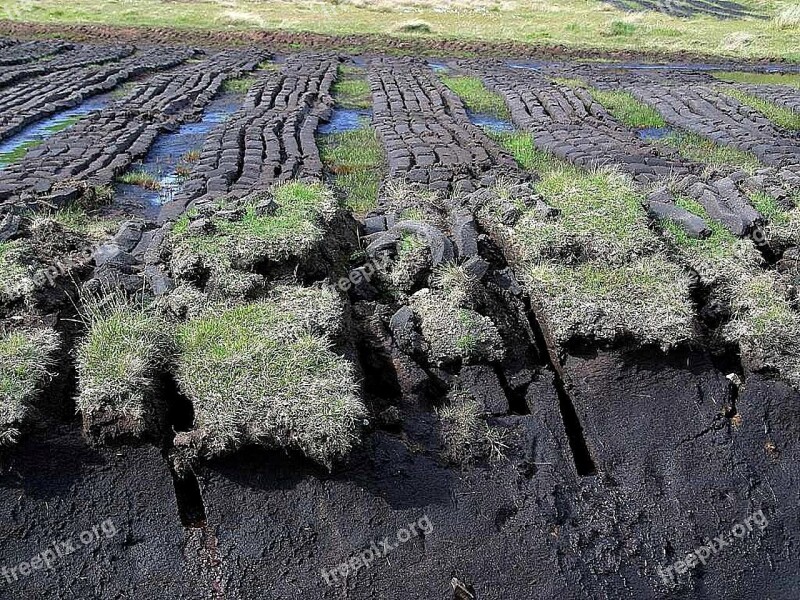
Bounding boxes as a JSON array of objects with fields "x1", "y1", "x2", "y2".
[
  {"x1": 76, "y1": 294, "x2": 174, "y2": 440},
  {"x1": 440, "y1": 76, "x2": 510, "y2": 119},
  {"x1": 0, "y1": 328, "x2": 59, "y2": 446},
  {"x1": 173, "y1": 286, "x2": 365, "y2": 466}
]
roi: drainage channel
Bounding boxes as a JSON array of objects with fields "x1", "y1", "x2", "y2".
[
  {"x1": 110, "y1": 93, "x2": 242, "y2": 219},
  {"x1": 0, "y1": 94, "x2": 112, "y2": 167}
]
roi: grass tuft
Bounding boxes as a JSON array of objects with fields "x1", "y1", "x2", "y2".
[
  {"x1": 222, "y1": 77, "x2": 256, "y2": 94},
  {"x1": 393, "y1": 20, "x2": 435, "y2": 34},
  {"x1": 0, "y1": 328, "x2": 60, "y2": 446},
  {"x1": 437, "y1": 391, "x2": 507, "y2": 464},
  {"x1": 173, "y1": 286, "x2": 366, "y2": 466},
  {"x1": 76, "y1": 292, "x2": 174, "y2": 441},
  {"x1": 117, "y1": 169, "x2": 162, "y2": 190}
]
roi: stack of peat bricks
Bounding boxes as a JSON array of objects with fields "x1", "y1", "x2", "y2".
[
  {"x1": 0, "y1": 46, "x2": 192, "y2": 142},
  {"x1": 0, "y1": 48, "x2": 266, "y2": 210},
  {"x1": 369, "y1": 57, "x2": 519, "y2": 194},
  {"x1": 159, "y1": 52, "x2": 339, "y2": 222}
]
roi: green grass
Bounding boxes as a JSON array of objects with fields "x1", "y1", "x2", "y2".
[
  {"x1": 320, "y1": 120, "x2": 384, "y2": 214},
  {"x1": 588, "y1": 88, "x2": 666, "y2": 129},
  {"x1": 749, "y1": 191, "x2": 790, "y2": 226},
  {"x1": 485, "y1": 129, "x2": 694, "y2": 347},
  {"x1": 222, "y1": 77, "x2": 256, "y2": 94},
  {"x1": 76, "y1": 293, "x2": 173, "y2": 440},
  {"x1": 8, "y1": 0, "x2": 799, "y2": 61},
  {"x1": 171, "y1": 181, "x2": 338, "y2": 283},
  {"x1": 440, "y1": 76, "x2": 510, "y2": 119},
  {"x1": 117, "y1": 169, "x2": 162, "y2": 190},
  {"x1": 713, "y1": 71, "x2": 800, "y2": 88},
  {"x1": 659, "y1": 131, "x2": 762, "y2": 172},
  {"x1": 332, "y1": 65, "x2": 370, "y2": 109},
  {"x1": 173, "y1": 286, "x2": 366, "y2": 466},
  {"x1": 722, "y1": 87, "x2": 800, "y2": 130},
  {"x1": 0, "y1": 328, "x2": 59, "y2": 446},
  {"x1": 486, "y1": 131, "x2": 549, "y2": 171},
  {"x1": 659, "y1": 196, "x2": 741, "y2": 262}
]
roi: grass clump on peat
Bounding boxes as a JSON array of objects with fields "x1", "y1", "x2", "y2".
[
  {"x1": 76, "y1": 293, "x2": 174, "y2": 442},
  {"x1": 0, "y1": 328, "x2": 59, "y2": 446},
  {"x1": 222, "y1": 77, "x2": 257, "y2": 94},
  {"x1": 321, "y1": 121, "x2": 384, "y2": 214},
  {"x1": 117, "y1": 169, "x2": 162, "y2": 191},
  {"x1": 0, "y1": 241, "x2": 35, "y2": 305},
  {"x1": 437, "y1": 392, "x2": 507, "y2": 465},
  {"x1": 440, "y1": 76, "x2": 510, "y2": 120},
  {"x1": 659, "y1": 131, "x2": 762, "y2": 173},
  {"x1": 722, "y1": 87, "x2": 800, "y2": 130},
  {"x1": 410, "y1": 287, "x2": 504, "y2": 366},
  {"x1": 170, "y1": 181, "x2": 339, "y2": 286},
  {"x1": 172, "y1": 285, "x2": 365, "y2": 467},
  {"x1": 486, "y1": 130, "x2": 694, "y2": 348}
]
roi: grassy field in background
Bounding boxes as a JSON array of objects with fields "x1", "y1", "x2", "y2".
[{"x1": 0, "y1": 0, "x2": 798, "y2": 61}]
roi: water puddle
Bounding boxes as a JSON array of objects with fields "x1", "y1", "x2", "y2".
[
  {"x1": 319, "y1": 108, "x2": 372, "y2": 135},
  {"x1": 0, "y1": 95, "x2": 111, "y2": 167},
  {"x1": 428, "y1": 60, "x2": 450, "y2": 74},
  {"x1": 468, "y1": 111, "x2": 515, "y2": 133},
  {"x1": 111, "y1": 94, "x2": 242, "y2": 218},
  {"x1": 637, "y1": 126, "x2": 673, "y2": 141},
  {"x1": 508, "y1": 62, "x2": 544, "y2": 72}
]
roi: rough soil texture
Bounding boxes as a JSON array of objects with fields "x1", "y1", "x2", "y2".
[{"x1": 0, "y1": 34, "x2": 798, "y2": 600}]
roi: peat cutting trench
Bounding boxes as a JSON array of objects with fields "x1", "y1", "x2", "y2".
[{"x1": 0, "y1": 35, "x2": 798, "y2": 600}]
